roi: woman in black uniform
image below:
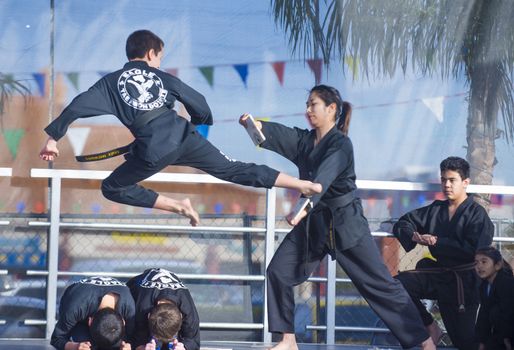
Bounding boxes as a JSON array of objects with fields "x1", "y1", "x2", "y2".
[
  {"x1": 39, "y1": 30, "x2": 321, "y2": 226},
  {"x1": 240, "y1": 85, "x2": 434, "y2": 350}
]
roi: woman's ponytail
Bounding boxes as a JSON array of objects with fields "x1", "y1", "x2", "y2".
[{"x1": 337, "y1": 101, "x2": 352, "y2": 136}]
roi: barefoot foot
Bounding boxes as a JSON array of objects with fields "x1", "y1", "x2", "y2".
[
  {"x1": 177, "y1": 198, "x2": 200, "y2": 226},
  {"x1": 420, "y1": 336, "x2": 436, "y2": 350},
  {"x1": 267, "y1": 339, "x2": 299, "y2": 350}
]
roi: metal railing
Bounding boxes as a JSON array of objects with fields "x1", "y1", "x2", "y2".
[
  {"x1": 0, "y1": 168, "x2": 12, "y2": 328},
  {"x1": 1, "y1": 167, "x2": 513, "y2": 344}
]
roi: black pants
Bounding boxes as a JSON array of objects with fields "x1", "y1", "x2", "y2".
[
  {"x1": 267, "y1": 230, "x2": 429, "y2": 349},
  {"x1": 395, "y1": 267, "x2": 479, "y2": 350},
  {"x1": 101, "y1": 131, "x2": 279, "y2": 207}
]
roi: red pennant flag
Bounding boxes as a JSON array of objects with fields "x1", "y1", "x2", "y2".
[
  {"x1": 271, "y1": 61, "x2": 285, "y2": 86},
  {"x1": 307, "y1": 59, "x2": 322, "y2": 84},
  {"x1": 165, "y1": 68, "x2": 178, "y2": 77}
]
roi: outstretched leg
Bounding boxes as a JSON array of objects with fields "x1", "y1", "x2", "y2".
[
  {"x1": 175, "y1": 132, "x2": 322, "y2": 194},
  {"x1": 101, "y1": 154, "x2": 200, "y2": 226},
  {"x1": 266, "y1": 224, "x2": 321, "y2": 350},
  {"x1": 335, "y1": 234, "x2": 432, "y2": 349}
]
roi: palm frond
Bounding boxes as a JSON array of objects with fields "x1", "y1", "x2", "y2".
[
  {"x1": 271, "y1": 0, "x2": 514, "y2": 143},
  {"x1": 0, "y1": 73, "x2": 31, "y2": 131},
  {"x1": 0, "y1": 73, "x2": 31, "y2": 116}
]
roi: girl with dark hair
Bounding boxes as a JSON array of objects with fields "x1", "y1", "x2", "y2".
[
  {"x1": 240, "y1": 85, "x2": 435, "y2": 350},
  {"x1": 475, "y1": 246, "x2": 514, "y2": 350}
]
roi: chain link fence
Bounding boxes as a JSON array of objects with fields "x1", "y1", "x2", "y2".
[{"x1": 2, "y1": 212, "x2": 514, "y2": 347}]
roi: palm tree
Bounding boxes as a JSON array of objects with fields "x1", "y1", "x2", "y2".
[
  {"x1": 271, "y1": 0, "x2": 514, "y2": 209},
  {"x1": 0, "y1": 73, "x2": 31, "y2": 126}
]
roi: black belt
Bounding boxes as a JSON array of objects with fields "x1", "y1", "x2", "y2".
[
  {"x1": 75, "y1": 106, "x2": 168, "y2": 162},
  {"x1": 304, "y1": 191, "x2": 356, "y2": 264},
  {"x1": 403, "y1": 261, "x2": 476, "y2": 312}
]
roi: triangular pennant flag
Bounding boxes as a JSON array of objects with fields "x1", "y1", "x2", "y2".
[
  {"x1": 2, "y1": 129, "x2": 25, "y2": 159},
  {"x1": 422, "y1": 96, "x2": 445, "y2": 122},
  {"x1": 67, "y1": 127, "x2": 91, "y2": 156},
  {"x1": 98, "y1": 71, "x2": 110, "y2": 77},
  {"x1": 165, "y1": 68, "x2": 179, "y2": 77},
  {"x1": 196, "y1": 124, "x2": 209, "y2": 139},
  {"x1": 344, "y1": 56, "x2": 359, "y2": 81},
  {"x1": 32, "y1": 73, "x2": 45, "y2": 96},
  {"x1": 271, "y1": 61, "x2": 285, "y2": 85},
  {"x1": 199, "y1": 66, "x2": 214, "y2": 87},
  {"x1": 307, "y1": 59, "x2": 322, "y2": 84},
  {"x1": 66, "y1": 72, "x2": 80, "y2": 91},
  {"x1": 233, "y1": 64, "x2": 249, "y2": 88}
]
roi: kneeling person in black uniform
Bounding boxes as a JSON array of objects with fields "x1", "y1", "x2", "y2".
[
  {"x1": 51, "y1": 276, "x2": 135, "y2": 350},
  {"x1": 127, "y1": 268, "x2": 199, "y2": 350}
]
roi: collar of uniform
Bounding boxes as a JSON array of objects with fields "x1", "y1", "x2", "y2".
[{"x1": 123, "y1": 60, "x2": 151, "y2": 69}]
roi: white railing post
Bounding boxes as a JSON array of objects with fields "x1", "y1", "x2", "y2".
[
  {"x1": 263, "y1": 187, "x2": 276, "y2": 344},
  {"x1": 326, "y1": 258, "x2": 337, "y2": 344},
  {"x1": 46, "y1": 176, "x2": 61, "y2": 339}
]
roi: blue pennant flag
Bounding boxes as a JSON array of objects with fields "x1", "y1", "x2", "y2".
[
  {"x1": 196, "y1": 124, "x2": 210, "y2": 139},
  {"x1": 233, "y1": 64, "x2": 249, "y2": 88},
  {"x1": 32, "y1": 73, "x2": 45, "y2": 96}
]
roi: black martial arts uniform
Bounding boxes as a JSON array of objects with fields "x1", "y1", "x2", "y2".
[
  {"x1": 51, "y1": 276, "x2": 135, "y2": 350},
  {"x1": 393, "y1": 196, "x2": 494, "y2": 350},
  {"x1": 126, "y1": 268, "x2": 200, "y2": 350},
  {"x1": 44, "y1": 61, "x2": 278, "y2": 208},
  {"x1": 475, "y1": 272, "x2": 514, "y2": 350},
  {"x1": 260, "y1": 121, "x2": 429, "y2": 349}
]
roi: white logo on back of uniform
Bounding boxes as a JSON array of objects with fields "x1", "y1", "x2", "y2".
[
  {"x1": 79, "y1": 276, "x2": 124, "y2": 286},
  {"x1": 140, "y1": 268, "x2": 186, "y2": 290},
  {"x1": 118, "y1": 68, "x2": 168, "y2": 110}
]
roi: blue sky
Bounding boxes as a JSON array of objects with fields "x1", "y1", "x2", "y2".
[{"x1": 1, "y1": 0, "x2": 513, "y2": 185}]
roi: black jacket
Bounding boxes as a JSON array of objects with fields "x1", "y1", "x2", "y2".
[
  {"x1": 50, "y1": 277, "x2": 135, "y2": 350},
  {"x1": 393, "y1": 196, "x2": 494, "y2": 266},
  {"x1": 45, "y1": 61, "x2": 213, "y2": 164},
  {"x1": 261, "y1": 122, "x2": 368, "y2": 252},
  {"x1": 475, "y1": 272, "x2": 514, "y2": 348},
  {"x1": 126, "y1": 268, "x2": 200, "y2": 350}
]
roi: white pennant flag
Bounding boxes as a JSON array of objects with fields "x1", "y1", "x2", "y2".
[
  {"x1": 67, "y1": 127, "x2": 91, "y2": 156},
  {"x1": 422, "y1": 96, "x2": 445, "y2": 123}
]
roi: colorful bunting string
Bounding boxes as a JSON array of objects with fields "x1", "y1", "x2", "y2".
[
  {"x1": 67, "y1": 127, "x2": 91, "y2": 156},
  {"x1": 307, "y1": 59, "x2": 322, "y2": 84},
  {"x1": 66, "y1": 72, "x2": 80, "y2": 91},
  {"x1": 422, "y1": 96, "x2": 445, "y2": 122},
  {"x1": 165, "y1": 68, "x2": 178, "y2": 77},
  {"x1": 199, "y1": 66, "x2": 214, "y2": 87},
  {"x1": 2, "y1": 129, "x2": 25, "y2": 160},
  {"x1": 233, "y1": 64, "x2": 249, "y2": 87},
  {"x1": 32, "y1": 73, "x2": 45, "y2": 96},
  {"x1": 271, "y1": 61, "x2": 285, "y2": 85},
  {"x1": 196, "y1": 124, "x2": 210, "y2": 139}
]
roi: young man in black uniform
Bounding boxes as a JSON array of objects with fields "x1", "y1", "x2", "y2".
[
  {"x1": 393, "y1": 156, "x2": 494, "y2": 350},
  {"x1": 39, "y1": 30, "x2": 321, "y2": 226},
  {"x1": 51, "y1": 276, "x2": 135, "y2": 350},
  {"x1": 126, "y1": 268, "x2": 199, "y2": 350}
]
